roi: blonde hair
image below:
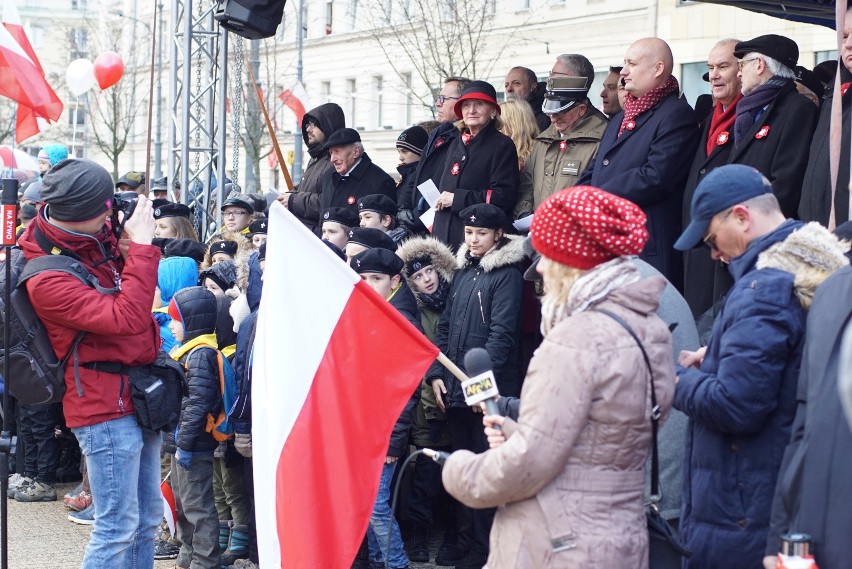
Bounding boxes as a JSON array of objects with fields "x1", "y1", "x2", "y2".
[
  {"x1": 160, "y1": 216, "x2": 199, "y2": 241},
  {"x1": 499, "y1": 99, "x2": 540, "y2": 168},
  {"x1": 539, "y1": 258, "x2": 586, "y2": 335}
]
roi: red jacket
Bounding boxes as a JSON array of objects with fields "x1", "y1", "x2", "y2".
[{"x1": 18, "y1": 212, "x2": 161, "y2": 428}]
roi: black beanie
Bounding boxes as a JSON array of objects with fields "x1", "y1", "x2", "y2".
[
  {"x1": 41, "y1": 158, "x2": 115, "y2": 222},
  {"x1": 396, "y1": 126, "x2": 428, "y2": 156}
]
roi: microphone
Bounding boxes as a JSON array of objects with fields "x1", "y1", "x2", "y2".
[
  {"x1": 1, "y1": 178, "x2": 18, "y2": 246},
  {"x1": 462, "y1": 348, "x2": 502, "y2": 431},
  {"x1": 422, "y1": 448, "x2": 450, "y2": 465}
]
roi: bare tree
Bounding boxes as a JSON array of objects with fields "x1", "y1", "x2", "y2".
[
  {"x1": 0, "y1": 98, "x2": 19, "y2": 145},
  {"x1": 363, "y1": 0, "x2": 509, "y2": 112}
]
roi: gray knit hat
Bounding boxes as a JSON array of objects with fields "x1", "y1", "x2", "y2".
[{"x1": 41, "y1": 159, "x2": 115, "y2": 222}]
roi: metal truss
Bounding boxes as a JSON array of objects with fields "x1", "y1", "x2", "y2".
[{"x1": 167, "y1": 0, "x2": 229, "y2": 240}]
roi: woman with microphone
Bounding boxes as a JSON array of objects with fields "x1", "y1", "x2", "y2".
[{"x1": 441, "y1": 186, "x2": 675, "y2": 568}]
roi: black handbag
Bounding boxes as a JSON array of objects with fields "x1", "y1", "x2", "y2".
[{"x1": 595, "y1": 309, "x2": 691, "y2": 568}]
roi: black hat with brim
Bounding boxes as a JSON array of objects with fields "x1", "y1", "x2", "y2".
[
  {"x1": 733, "y1": 34, "x2": 798, "y2": 71},
  {"x1": 322, "y1": 127, "x2": 361, "y2": 151}
]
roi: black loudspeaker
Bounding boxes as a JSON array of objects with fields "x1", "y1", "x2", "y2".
[{"x1": 214, "y1": 0, "x2": 286, "y2": 40}]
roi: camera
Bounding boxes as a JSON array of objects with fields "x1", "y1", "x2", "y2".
[{"x1": 111, "y1": 191, "x2": 138, "y2": 239}]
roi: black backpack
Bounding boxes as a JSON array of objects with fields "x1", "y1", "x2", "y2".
[{"x1": 0, "y1": 248, "x2": 117, "y2": 405}]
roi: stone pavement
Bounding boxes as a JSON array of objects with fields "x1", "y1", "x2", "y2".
[{"x1": 4, "y1": 482, "x2": 447, "y2": 569}]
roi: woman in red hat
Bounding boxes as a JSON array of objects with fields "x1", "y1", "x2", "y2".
[
  {"x1": 432, "y1": 80, "x2": 520, "y2": 250},
  {"x1": 440, "y1": 186, "x2": 676, "y2": 569}
]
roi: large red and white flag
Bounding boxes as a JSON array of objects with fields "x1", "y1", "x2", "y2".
[
  {"x1": 1, "y1": 0, "x2": 61, "y2": 142},
  {"x1": 254, "y1": 203, "x2": 439, "y2": 568},
  {"x1": 278, "y1": 82, "x2": 309, "y2": 125}
]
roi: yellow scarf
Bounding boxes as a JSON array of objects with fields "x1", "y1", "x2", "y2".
[
  {"x1": 222, "y1": 344, "x2": 236, "y2": 358},
  {"x1": 170, "y1": 333, "x2": 219, "y2": 361}
]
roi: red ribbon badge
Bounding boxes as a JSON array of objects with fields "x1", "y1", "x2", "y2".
[
  {"x1": 716, "y1": 131, "x2": 729, "y2": 146},
  {"x1": 843, "y1": 82, "x2": 850, "y2": 97},
  {"x1": 559, "y1": 140, "x2": 567, "y2": 151},
  {"x1": 625, "y1": 120, "x2": 636, "y2": 131},
  {"x1": 461, "y1": 133, "x2": 472, "y2": 145},
  {"x1": 347, "y1": 196, "x2": 356, "y2": 205},
  {"x1": 755, "y1": 125, "x2": 770, "y2": 139},
  {"x1": 433, "y1": 138, "x2": 445, "y2": 149},
  {"x1": 451, "y1": 163, "x2": 460, "y2": 176}
]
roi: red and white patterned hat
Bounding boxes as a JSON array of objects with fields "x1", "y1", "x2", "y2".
[{"x1": 531, "y1": 186, "x2": 648, "y2": 270}]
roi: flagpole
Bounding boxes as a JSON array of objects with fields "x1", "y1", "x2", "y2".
[
  {"x1": 436, "y1": 352, "x2": 469, "y2": 383},
  {"x1": 71, "y1": 99, "x2": 79, "y2": 156}
]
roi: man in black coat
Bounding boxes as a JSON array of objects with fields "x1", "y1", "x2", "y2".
[
  {"x1": 279, "y1": 103, "x2": 345, "y2": 235},
  {"x1": 319, "y1": 128, "x2": 396, "y2": 217},
  {"x1": 728, "y1": 34, "x2": 818, "y2": 219},
  {"x1": 799, "y1": 18, "x2": 852, "y2": 227},
  {"x1": 578, "y1": 37, "x2": 699, "y2": 289},
  {"x1": 764, "y1": 265, "x2": 852, "y2": 569},
  {"x1": 682, "y1": 39, "x2": 742, "y2": 319},
  {"x1": 398, "y1": 77, "x2": 471, "y2": 235}
]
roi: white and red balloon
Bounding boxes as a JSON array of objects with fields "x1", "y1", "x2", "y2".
[{"x1": 93, "y1": 51, "x2": 124, "y2": 90}]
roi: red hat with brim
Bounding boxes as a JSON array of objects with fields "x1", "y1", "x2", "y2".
[{"x1": 453, "y1": 80, "x2": 500, "y2": 119}]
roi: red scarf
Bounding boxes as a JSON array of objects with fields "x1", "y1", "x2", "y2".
[
  {"x1": 706, "y1": 94, "x2": 743, "y2": 156},
  {"x1": 619, "y1": 75, "x2": 679, "y2": 136}
]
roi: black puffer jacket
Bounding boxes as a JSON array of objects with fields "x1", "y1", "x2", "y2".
[
  {"x1": 215, "y1": 295, "x2": 237, "y2": 353},
  {"x1": 426, "y1": 235, "x2": 525, "y2": 406},
  {"x1": 172, "y1": 286, "x2": 221, "y2": 453},
  {"x1": 231, "y1": 310, "x2": 258, "y2": 435},
  {"x1": 288, "y1": 103, "x2": 345, "y2": 233},
  {"x1": 387, "y1": 281, "x2": 423, "y2": 457},
  {"x1": 526, "y1": 81, "x2": 550, "y2": 132}
]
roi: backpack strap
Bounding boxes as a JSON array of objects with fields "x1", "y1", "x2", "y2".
[{"x1": 19, "y1": 255, "x2": 119, "y2": 295}]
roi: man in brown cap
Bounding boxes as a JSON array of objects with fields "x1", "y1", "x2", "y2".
[{"x1": 728, "y1": 34, "x2": 817, "y2": 219}]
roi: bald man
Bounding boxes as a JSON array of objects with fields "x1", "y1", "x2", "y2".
[{"x1": 579, "y1": 38, "x2": 699, "y2": 289}]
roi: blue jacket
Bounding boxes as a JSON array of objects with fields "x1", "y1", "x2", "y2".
[
  {"x1": 674, "y1": 220, "x2": 806, "y2": 569},
  {"x1": 579, "y1": 92, "x2": 698, "y2": 289}
]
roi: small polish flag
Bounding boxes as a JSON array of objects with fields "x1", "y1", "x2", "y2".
[
  {"x1": 161, "y1": 477, "x2": 177, "y2": 537},
  {"x1": 254, "y1": 202, "x2": 439, "y2": 568},
  {"x1": 278, "y1": 82, "x2": 309, "y2": 125}
]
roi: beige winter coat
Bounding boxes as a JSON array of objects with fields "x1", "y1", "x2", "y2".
[{"x1": 442, "y1": 277, "x2": 675, "y2": 569}]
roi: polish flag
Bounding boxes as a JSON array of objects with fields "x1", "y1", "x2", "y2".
[
  {"x1": 254, "y1": 203, "x2": 439, "y2": 568},
  {"x1": 278, "y1": 82, "x2": 309, "y2": 125},
  {"x1": 161, "y1": 477, "x2": 177, "y2": 537}
]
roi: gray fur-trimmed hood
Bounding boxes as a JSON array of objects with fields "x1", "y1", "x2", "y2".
[
  {"x1": 456, "y1": 234, "x2": 525, "y2": 272},
  {"x1": 757, "y1": 221, "x2": 850, "y2": 308},
  {"x1": 396, "y1": 237, "x2": 457, "y2": 283}
]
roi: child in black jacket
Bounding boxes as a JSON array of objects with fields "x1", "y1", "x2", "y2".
[{"x1": 168, "y1": 286, "x2": 222, "y2": 569}]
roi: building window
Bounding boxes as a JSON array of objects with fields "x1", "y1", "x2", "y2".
[
  {"x1": 325, "y1": 0, "x2": 333, "y2": 35},
  {"x1": 348, "y1": 0, "x2": 358, "y2": 31},
  {"x1": 588, "y1": 70, "x2": 608, "y2": 111},
  {"x1": 681, "y1": 61, "x2": 711, "y2": 111},
  {"x1": 347, "y1": 79, "x2": 357, "y2": 127},
  {"x1": 321, "y1": 81, "x2": 331, "y2": 104},
  {"x1": 402, "y1": 73, "x2": 412, "y2": 126},
  {"x1": 374, "y1": 76, "x2": 384, "y2": 128},
  {"x1": 815, "y1": 50, "x2": 838, "y2": 64},
  {"x1": 30, "y1": 26, "x2": 44, "y2": 49},
  {"x1": 69, "y1": 28, "x2": 88, "y2": 59}
]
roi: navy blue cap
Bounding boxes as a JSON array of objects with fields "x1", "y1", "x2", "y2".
[{"x1": 675, "y1": 164, "x2": 773, "y2": 251}]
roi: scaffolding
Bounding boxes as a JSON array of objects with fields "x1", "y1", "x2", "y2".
[{"x1": 167, "y1": 0, "x2": 230, "y2": 240}]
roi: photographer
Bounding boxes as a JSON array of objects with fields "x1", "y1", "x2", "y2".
[{"x1": 17, "y1": 159, "x2": 163, "y2": 568}]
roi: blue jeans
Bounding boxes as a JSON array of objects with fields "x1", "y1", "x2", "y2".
[
  {"x1": 73, "y1": 415, "x2": 162, "y2": 569},
  {"x1": 367, "y1": 461, "x2": 408, "y2": 568}
]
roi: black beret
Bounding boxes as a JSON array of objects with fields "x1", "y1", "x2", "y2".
[
  {"x1": 323, "y1": 240, "x2": 346, "y2": 261},
  {"x1": 322, "y1": 127, "x2": 361, "y2": 151},
  {"x1": 357, "y1": 194, "x2": 397, "y2": 216},
  {"x1": 209, "y1": 240, "x2": 238, "y2": 258},
  {"x1": 794, "y1": 66, "x2": 824, "y2": 99},
  {"x1": 154, "y1": 202, "x2": 191, "y2": 219},
  {"x1": 458, "y1": 203, "x2": 507, "y2": 229},
  {"x1": 733, "y1": 34, "x2": 798, "y2": 71},
  {"x1": 248, "y1": 218, "x2": 268, "y2": 235},
  {"x1": 164, "y1": 238, "x2": 205, "y2": 263},
  {"x1": 152, "y1": 237, "x2": 173, "y2": 254},
  {"x1": 347, "y1": 227, "x2": 397, "y2": 251},
  {"x1": 350, "y1": 248, "x2": 404, "y2": 276},
  {"x1": 151, "y1": 198, "x2": 170, "y2": 209},
  {"x1": 322, "y1": 207, "x2": 359, "y2": 228}
]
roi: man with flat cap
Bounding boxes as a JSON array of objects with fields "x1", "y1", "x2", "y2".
[
  {"x1": 513, "y1": 55, "x2": 608, "y2": 219},
  {"x1": 579, "y1": 37, "x2": 699, "y2": 289},
  {"x1": 673, "y1": 164, "x2": 848, "y2": 569},
  {"x1": 319, "y1": 127, "x2": 395, "y2": 221},
  {"x1": 728, "y1": 34, "x2": 817, "y2": 219}
]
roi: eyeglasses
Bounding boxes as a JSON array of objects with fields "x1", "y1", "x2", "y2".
[
  {"x1": 703, "y1": 208, "x2": 734, "y2": 251},
  {"x1": 737, "y1": 58, "x2": 759, "y2": 70},
  {"x1": 436, "y1": 94, "x2": 459, "y2": 105},
  {"x1": 222, "y1": 211, "x2": 247, "y2": 218}
]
